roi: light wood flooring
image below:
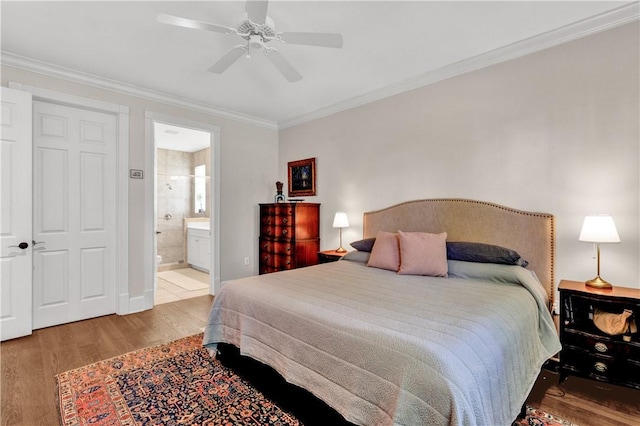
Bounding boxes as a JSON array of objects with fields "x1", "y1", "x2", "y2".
[
  {"x1": 1, "y1": 295, "x2": 639, "y2": 426},
  {"x1": 1, "y1": 295, "x2": 213, "y2": 426}
]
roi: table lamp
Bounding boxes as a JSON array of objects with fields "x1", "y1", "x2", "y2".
[
  {"x1": 579, "y1": 215, "x2": 620, "y2": 289},
  {"x1": 333, "y1": 212, "x2": 349, "y2": 253}
]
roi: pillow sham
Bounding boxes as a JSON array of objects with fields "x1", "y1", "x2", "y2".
[
  {"x1": 367, "y1": 231, "x2": 400, "y2": 271},
  {"x1": 397, "y1": 231, "x2": 448, "y2": 276},
  {"x1": 446, "y1": 241, "x2": 528, "y2": 267},
  {"x1": 350, "y1": 237, "x2": 376, "y2": 252}
]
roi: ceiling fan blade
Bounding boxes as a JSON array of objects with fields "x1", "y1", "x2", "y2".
[
  {"x1": 157, "y1": 14, "x2": 236, "y2": 34},
  {"x1": 267, "y1": 51, "x2": 302, "y2": 82},
  {"x1": 246, "y1": 0, "x2": 269, "y2": 25},
  {"x1": 208, "y1": 46, "x2": 247, "y2": 74},
  {"x1": 279, "y1": 32, "x2": 343, "y2": 48}
]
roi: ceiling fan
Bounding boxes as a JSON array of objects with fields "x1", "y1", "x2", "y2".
[{"x1": 157, "y1": 0, "x2": 343, "y2": 82}]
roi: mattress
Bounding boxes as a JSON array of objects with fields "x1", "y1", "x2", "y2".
[{"x1": 203, "y1": 258, "x2": 561, "y2": 426}]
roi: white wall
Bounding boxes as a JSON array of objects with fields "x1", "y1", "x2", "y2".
[
  {"x1": 2, "y1": 66, "x2": 279, "y2": 299},
  {"x1": 279, "y1": 22, "x2": 640, "y2": 290}
]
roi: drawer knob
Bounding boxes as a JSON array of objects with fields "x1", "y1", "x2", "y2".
[
  {"x1": 282, "y1": 229, "x2": 288, "y2": 235},
  {"x1": 594, "y1": 362, "x2": 608, "y2": 373},
  {"x1": 594, "y1": 342, "x2": 608, "y2": 353},
  {"x1": 282, "y1": 218, "x2": 288, "y2": 224}
]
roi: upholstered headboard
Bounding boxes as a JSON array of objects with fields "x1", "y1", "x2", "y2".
[{"x1": 363, "y1": 199, "x2": 555, "y2": 309}]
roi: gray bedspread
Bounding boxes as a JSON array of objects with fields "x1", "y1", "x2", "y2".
[{"x1": 203, "y1": 259, "x2": 561, "y2": 426}]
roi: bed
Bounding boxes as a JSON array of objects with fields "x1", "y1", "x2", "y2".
[{"x1": 203, "y1": 199, "x2": 562, "y2": 426}]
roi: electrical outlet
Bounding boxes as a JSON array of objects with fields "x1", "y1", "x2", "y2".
[{"x1": 244, "y1": 257, "x2": 250, "y2": 266}]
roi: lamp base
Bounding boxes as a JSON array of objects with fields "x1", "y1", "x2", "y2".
[
  {"x1": 585, "y1": 276, "x2": 613, "y2": 290},
  {"x1": 335, "y1": 247, "x2": 347, "y2": 253}
]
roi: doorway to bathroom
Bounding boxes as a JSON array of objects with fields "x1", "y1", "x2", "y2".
[{"x1": 154, "y1": 121, "x2": 212, "y2": 305}]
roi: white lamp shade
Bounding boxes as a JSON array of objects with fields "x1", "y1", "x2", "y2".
[
  {"x1": 579, "y1": 215, "x2": 620, "y2": 243},
  {"x1": 332, "y1": 211, "x2": 349, "y2": 228}
]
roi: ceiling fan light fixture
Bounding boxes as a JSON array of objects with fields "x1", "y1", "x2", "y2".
[
  {"x1": 249, "y1": 34, "x2": 265, "y2": 49},
  {"x1": 158, "y1": 0, "x2": 343, "y2": 82}
]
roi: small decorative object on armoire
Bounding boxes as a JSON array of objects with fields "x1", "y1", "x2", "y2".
[
  {"x1": 274, "y1": 181, "x2": 285, "y2": 203},
  {"x1": 579, "y1": 215, "x2": 621, "y2": 289},
  {"x1": 332, "y1": 211, "x2": 349, "y2": 253},
  {"x1": 259, "y1": 203, "x2": 320, "y2": 274}
]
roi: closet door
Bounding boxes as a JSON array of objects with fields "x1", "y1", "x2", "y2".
[
  {"x1": 0, "y1": 87, "x2": 33, "y2": 341},
  {"x1": 32, "y1": 100, "x2": 117, "y2": 329}
]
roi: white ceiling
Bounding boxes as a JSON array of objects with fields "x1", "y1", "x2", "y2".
[
  {"x1": 154, "y1": 122, "x2": 211, "y2": 152},
  {"x1": 2, "y1": 1, "x2": 636, "y2": 129}
]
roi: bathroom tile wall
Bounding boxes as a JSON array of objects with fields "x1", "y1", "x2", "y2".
[
  {"x1": 156, "y1": 148, "x2": 193, "y2": 265},
  {"x1": 156, "y1": 147, "x2": 212, "y2": 265}
]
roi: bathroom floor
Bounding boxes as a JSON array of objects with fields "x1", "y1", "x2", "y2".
[{"x1": 155, "y1": 267, "x2": 211, "y2": 305}]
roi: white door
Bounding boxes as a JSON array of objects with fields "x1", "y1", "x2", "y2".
[
  {"x1": 0, "y1": 87, "x2": 33, "y2": 341},
  {"x1": 32, "y1": 100, "x2": 117, "y2": 329}
]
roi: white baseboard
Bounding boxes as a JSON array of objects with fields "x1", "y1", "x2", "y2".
[{"x1": 128, "y1": 291, "x2": 154, "y2": 314}]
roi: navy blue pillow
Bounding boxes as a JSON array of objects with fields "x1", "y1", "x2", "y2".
[
  {"x1": 349, "y1": 238, "x2": 376, "y2": 252},
  {"x1": 446, "y1": 242, "x2": 528, "y2": 267}
]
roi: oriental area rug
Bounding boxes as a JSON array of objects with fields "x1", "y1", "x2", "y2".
[{"x1": 56, "y1": 334, "x2": 576, "y2": 426}]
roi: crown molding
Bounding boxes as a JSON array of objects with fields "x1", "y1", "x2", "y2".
[
  {"x1": 1, "y1": 52, "x2": 278, "y2": 131},
  {"x1": 278, "y1": 3, "x2": 639, "y2": 130},
  {"x1": 2, "y1": 3, "x2": 637, "y2": 132}
]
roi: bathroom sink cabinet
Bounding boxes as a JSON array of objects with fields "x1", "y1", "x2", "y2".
[{"x1": 187, "y1": 227, "x2": 210, "y2": 272}]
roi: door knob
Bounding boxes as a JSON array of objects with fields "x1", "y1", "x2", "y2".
[{"x1": 9, "y1": 242, "x2": 29, "y2": 250}]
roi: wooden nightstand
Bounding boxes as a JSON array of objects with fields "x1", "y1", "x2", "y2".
[
  {"x1": 558, "y1": 280, "x2": 640, "y2": 390},
  {"x1": 317, "y1": 250, "x2": 348, "y2": 264}
]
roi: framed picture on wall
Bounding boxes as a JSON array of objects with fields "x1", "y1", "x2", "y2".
[{"x1": 288, "y1": 157, "x2": 316, "y2": 197}]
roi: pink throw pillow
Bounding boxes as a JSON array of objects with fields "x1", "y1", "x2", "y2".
[
  {"x1": 397, "y1": 231, "x2": 448, "y2": 277},
  {"x1": 367, "y1": 231, "x2": 400, "y2": 271}
]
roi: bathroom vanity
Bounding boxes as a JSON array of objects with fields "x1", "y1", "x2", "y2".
[{"x1": 187, "y1": 222, "x2": 210, "y2": 272}]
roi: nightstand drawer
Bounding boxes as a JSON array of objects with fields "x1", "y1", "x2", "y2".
[
  {"x1": 563, "y1": 330, "x2": 631, "y2": 358},
  {"x1": 562, "y1": 346, "x2": 640, "y2": 386},
  {"x1": 562, "y1": 347, "x2": 619, "y2": 379}
]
